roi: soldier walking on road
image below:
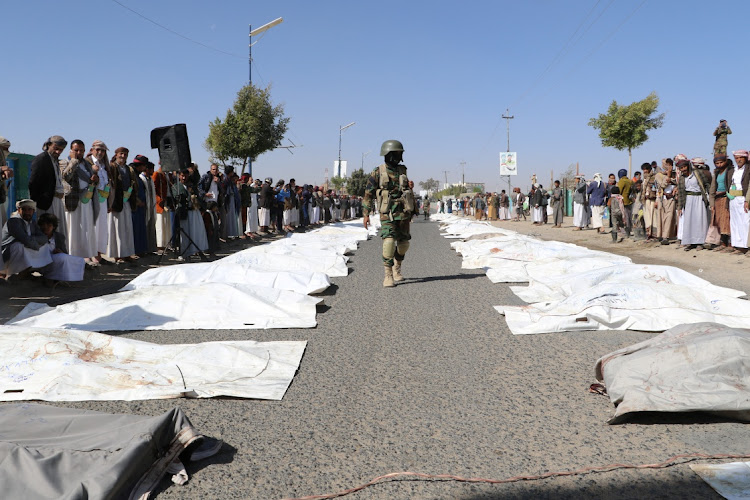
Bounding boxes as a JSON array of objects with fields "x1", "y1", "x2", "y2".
[{"x1": 363, "y1": 140, "x2": 414, "y2": 288}]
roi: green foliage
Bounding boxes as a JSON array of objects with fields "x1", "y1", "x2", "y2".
[
  {"x1": 588, "y1": 92, "x2": 664, "y2": 155},
  {"x1": 330, "y1": 175, "x2": 345, "y2": 193},
  {"x1": 435, "y1": 185, "x2": 464, "y2": 198},
  {"x1": 472, "y1": 186, "x2": 483, "y2": 193},
  {"x1": 204, "y1": 84, "x2": 290, "y2": 172},
  {"x1": 418, "y1": 178, "x2": 440, "y2": 192},
  {"x1": 346, "y1": 168, "x2": 368, "y2": 197}
]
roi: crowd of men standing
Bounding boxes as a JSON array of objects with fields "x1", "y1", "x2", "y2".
[{"x1": 0, "y1": 135, "x2": 365, "y2": 285}]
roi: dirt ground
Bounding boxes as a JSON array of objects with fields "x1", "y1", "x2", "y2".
[{"x1": 486, "y1": 215, "x2": 750, "y2": 297}]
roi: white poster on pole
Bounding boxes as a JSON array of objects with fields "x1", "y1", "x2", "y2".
[
  {"x1": 499, "y1": 152, "x2": 517, "y2": 176},
  {"x1": 333, "y1": 161, "x2": 347, "y2": 178}
]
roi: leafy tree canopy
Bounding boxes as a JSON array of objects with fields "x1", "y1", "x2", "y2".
[
  {"x1": 346, "y1": 168, "x2": 368, "y2": 197},
  {"x1": 205, "y1": 84, "x2": 290, "y2": 172}
]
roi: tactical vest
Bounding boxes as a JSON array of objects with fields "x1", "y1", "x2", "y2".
[{"x1": 376, "y1": 163, "x2": 414, "y2": 215}]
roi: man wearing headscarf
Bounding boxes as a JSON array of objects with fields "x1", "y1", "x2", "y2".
[
  {"x1": 530, "y1": 184, "x2": 543, "y2": 224},
  {"x1": 86, "y1": 140, "x2": 111, "y2": 263},
  {"x1": 0, "y1": 136, "x2": 14, "y2": 229},
  {"x1": 655, "y1": 158, "x2": 678, "y2": 244},
  {"x1": 728, "y1": 150, "x2": 750, "y2": 255},
  {"x1": 61, "y1": 139, "x2": 99, "y2": 263},
  {"x1": 572, "y1": 175, "x2": 587, "y2": 230},
  {"x1": 29, "y1": 135, "x2": 68, "y2": 238},
  {"x1": 106, "y1": 146, "x2": 136, "y2": 263},
  {"x1": 708, "y1": 154, "x2": 734, "y2": 251},
  {"x1": 152, "y1": 163, "x2": 172, "y2": 249},
  {"x1": 587, "y1": 173, "x2": 607, "y2": 233},
  {"x1": 676, "y1": 158, "x2": 710, "y2": 251},
  {"x1": 1, "y1": 199, "x2": 52, "y2": 279}
]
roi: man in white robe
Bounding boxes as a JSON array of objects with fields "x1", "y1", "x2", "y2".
[
  {"x1": 88, "y1": 140, "x2": 111, "y2": 263},
  {"x1": 2, "y1": 200, "x2": 53, "y2": 279},
  {"x1": 729, "y1": 150, "x2": 750, "y2": 255},
  {"x1": 62, "y1": 140, "x2": 98, "y2": 264},
  {"x1": 29, "y1": 135, "x2": 68, "y2": 238},
  {"x1": 106, "y1": 147, "x2": 136, "y2": 262}
]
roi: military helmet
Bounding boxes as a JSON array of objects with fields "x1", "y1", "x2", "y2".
[{"x1": 380, "y1": 139, "x2": 404, "y2": 156}]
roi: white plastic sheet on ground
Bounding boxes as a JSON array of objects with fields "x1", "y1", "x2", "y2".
[
  {"x1": 7, "y1": 283, "x2": 322, "y2": 331},
  {"x1": 595, "y1": 322, "x2": 750, "y2": 423},
  {"x1": 498, "y1": 282, "x2": 750, "y2": 334},
  {"x1": 691, "y1": 462, "x2": 750, "y2": 500},
  {"x1": 122, "y1": 262, "x2": 331, "y2": 295},
  {"x1": 220, "y1": 244, "x2": 349, "y2": 277},
  {"x1": 0, "y1": 325, "x2": 306, "y2": 401},
  {"x1": 510, "y1": 263, "x2": 746, "y2": 303}
]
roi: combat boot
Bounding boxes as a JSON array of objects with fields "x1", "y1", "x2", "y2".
[
  {"x1": 611, "y1": 230, "x2": 618, "y2": 243},
  {"x1": 383, "y1": 267, "x2": 395, "y2": 288},
  {"x1": 393, "y1": 260, "x2": 404, "y2": 282}
]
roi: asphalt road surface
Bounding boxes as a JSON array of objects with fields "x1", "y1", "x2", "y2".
[{"x1": 20, "y1": 218, "x2": 743, "y2": 499}]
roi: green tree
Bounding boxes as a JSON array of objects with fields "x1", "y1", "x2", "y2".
[
  {"x1": 205, "y1": 84, "x2": 290, "y2": 173},
  {"x1": 418, "y1": 178, "x2": 440, "y2": 193},
  {"x1": 330, "y1": 175, "x2": 346, "y2": 193},
  {"x1": 588, "y1": 91, "x2": 664, "y2": 175},
  {"x1": 346, "y1": 168, "x2": 368, "y2": 197}
]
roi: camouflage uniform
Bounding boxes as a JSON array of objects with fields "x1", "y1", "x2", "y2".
[
  {"x1": 714, "y1": 124, "x2": 732, "y2": 156},
  {"x1": 362, "y1": 162, "x2": 412, "y2": 267},
  {"x1": 422, "y1": 198, "x2": 431, "y2": 219}
]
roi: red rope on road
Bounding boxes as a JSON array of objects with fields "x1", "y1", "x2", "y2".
[{"x1": 283, "y1": 452, "x2": 750, "y2": 500}]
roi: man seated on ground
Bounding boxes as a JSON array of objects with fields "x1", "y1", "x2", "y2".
[
  {"x1": 1, "y1": 200, "x2": 84, "y2": 284},
  {"x1": 37, "y1": 212, "x2": 85, "y2": 285}
]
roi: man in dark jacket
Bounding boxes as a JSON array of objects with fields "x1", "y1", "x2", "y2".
[
  {"x1": 29, "y1": 135, "x2": 68, "y2": 237},
  {"x1": 258, "y1": 177, "x2": 274, "y2": 233}
]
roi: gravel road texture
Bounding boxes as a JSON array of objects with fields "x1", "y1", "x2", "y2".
[{"x1": 2, "y1": 217, "x2": 748, "y2": 499}]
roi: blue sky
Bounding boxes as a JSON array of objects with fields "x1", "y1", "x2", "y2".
[{"x1": 6, "y1": 0, "x2": 750, "y2": 191}]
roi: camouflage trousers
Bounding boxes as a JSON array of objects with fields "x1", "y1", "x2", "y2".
[{"x1": 380, "y1": 219, "x2": 411, "y2": 266}]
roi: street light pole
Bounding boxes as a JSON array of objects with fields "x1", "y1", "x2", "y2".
[
  {"x1": 338, "y1": 122, "x2": 355, "y2": 177},
  {"x1": 502, "y1": 108, "x2": 515, "y2": 195},
  {"x1": 247, "y1": 17, "x2": 283, "y2": 175},
  {"x1": 361, "y1": 151, "x2": 371, "y2": 170}
]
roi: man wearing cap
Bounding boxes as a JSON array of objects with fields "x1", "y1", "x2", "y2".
[
  {"x1": 1, "y1": 199, "x2": 52, "y2": 279},
  {"x1": 714, "y1": 120, "x2": 732, "y2": 157},
  {"x1": 709, "y1": 154, "x2": 734, "y2": 251},
  {"x1": 572, "y1": 175, "x2": 587, "y2": 230},
  {"x1": 363, "y1": 139, "x2": 414, "y2": 287},
  {"x1": 86, "y1": 140, "x2": 111, "y2": 263},
  {"x1": 676, "y1": 158, "x2": 710, "y2": 251},
  {"x1": 0, "y1": 136, "x2": 14, "y2": 229},
  {"x1": 106, "y1": 147, "x2": 136, "y2": 263},
  {"x1": 640, "y1": 163, "x2": 658, "y2": 239},
  {"x1": 29, "y1": 135, "x2": 68, "y2": 238},
  {"x1": 729, "y1": 150, "x2": 750, "y2": 255},
  {"x1": 61, "y1": 139, "x2": 99, "y2": 263},
  {"x1": 587, "y1": 173, "x2": 607, "y2": 234}
]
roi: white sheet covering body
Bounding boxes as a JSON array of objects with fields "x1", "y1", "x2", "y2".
[
  {"x1": 595, "y1": 323, "x2": 750, "y2": 423},
  {"x1": 691, "y1": 461, "x2": 750, "y2": 500},
  {"x1": 220, "y1": 245, "x2": 349, "y2": 277},
  {"x1": 8, "y1": 282, "x2": 322, "y2": 331},
  {"x1": 0, "y1": 325, "x2": 307, "y2": 401},
  {"x1": 510, "y1": 263, "x2": 745, "y2": 303},
  {"x1": 122, "y1": 262, "x2": 331, "y2": 295},
  {"x1": 499, "y1": 282, "x2": 750, "y2": 335}
]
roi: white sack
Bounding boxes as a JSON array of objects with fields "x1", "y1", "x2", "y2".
[
  {"x1": 511, "y1": 264, "x2": 745, "y2": 303},
  {"x1": 122, "y1": 262, "x2": 331, "y2": 295},
  {"x1": 8, "y1": 283, "x2": 322, "y2": 331},
  {"x1": 498, "y1": 282, "x2": 750, "y2": 335},
  {"x1": 595, "y1": 323, "x2": 750, "y2": 423},
  {"x1": 0, "y1": 325, "x2": 306, "y2": 401}
]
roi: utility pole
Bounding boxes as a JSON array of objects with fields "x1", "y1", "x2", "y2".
[
  {"x1": 459, "y1": 161, "x2": 466, "y2": 188},
  {"x1": 442, "y1": 170, "x2": 449, "y2": 190}
]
